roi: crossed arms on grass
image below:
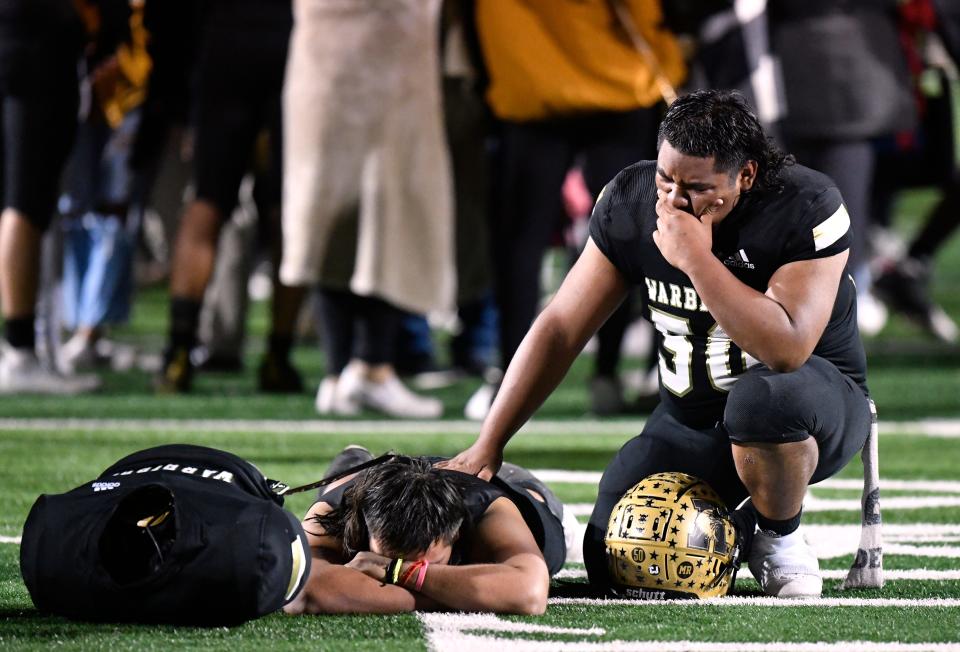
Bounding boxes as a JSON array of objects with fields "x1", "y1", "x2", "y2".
[{"x1": 283, "y1": 496, "x2": 549, "y2": 615}]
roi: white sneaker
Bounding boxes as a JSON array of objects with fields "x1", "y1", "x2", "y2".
[
  {"x1": 314, "y1": 376, "x2": 360, "y2": 416},
  {"x1": 0, "y1": 345, "x2": 100, "y2": 395},
  {"x1": 748, "y1": 528, "x2": 823, "y2": 598},
  {"x1": 357, "y1": 376, "x2": 443, "y2": 419},
  {"x1": 928, "y1": 305, "x2": 960, "y2": 344},
  {"x1": 464, "y1": 368, "x2": 502, "y2": 421},
  {"x1": 857, "y1": 292, "x2": 888, "y2": 337},
  {"x1": 58, "y1": 335, "x2": 99, "y2": 374},
  {"x1": 464, "y1": 382, "x2": 496, "y2": 421}
]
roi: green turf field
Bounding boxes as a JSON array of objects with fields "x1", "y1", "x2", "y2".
[{"x1": 1, "y1": 189, "x2": 959, "y2": 650}]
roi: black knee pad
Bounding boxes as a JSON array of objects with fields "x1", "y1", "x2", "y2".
[{"x1": 724, "y1": 368, "x2": 815, "y2": 444}]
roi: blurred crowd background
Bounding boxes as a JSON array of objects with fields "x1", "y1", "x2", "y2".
[{"x1": 0, "y1": 0, "x2": 958, "y2": 419}]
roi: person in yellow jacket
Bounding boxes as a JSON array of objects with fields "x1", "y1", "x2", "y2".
[{"x1": 466, "y1": 0, "x2": 686, "y2": 419}]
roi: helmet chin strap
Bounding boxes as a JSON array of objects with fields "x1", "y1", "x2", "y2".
[{"x1": 270, "y1": 453, "x2": 399, "y2": 497}]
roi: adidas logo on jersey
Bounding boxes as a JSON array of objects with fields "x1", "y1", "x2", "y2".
[{"x1": 722, "y1": 249, "x2": 755, "y2": 270}]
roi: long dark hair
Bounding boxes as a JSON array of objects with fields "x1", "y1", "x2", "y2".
[
  {"x1": 309, "y1": 457, "x2": 471, "y2": 558},
  {"x1": 658, "y1": 89, "x2": 793, "y2": 194}
]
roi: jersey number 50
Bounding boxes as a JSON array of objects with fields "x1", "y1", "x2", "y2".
[{"x1": 648, "y1": 308, "x2": 756, "y2": 396}]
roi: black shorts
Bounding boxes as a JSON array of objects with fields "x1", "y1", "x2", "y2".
[
  {"x1": 192, "y1": 14, "x2": 289, "y2": 217},
  {"x1": 0, "y1": 61, "x2": 77, "y2": 229},
  {"x1": 583, "y1": 356, "x2": 871, "y2": 587},
  {"x1": 493, "y1": 462, "x2": 567, "y2": 576}
]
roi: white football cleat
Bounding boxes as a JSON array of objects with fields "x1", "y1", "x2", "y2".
[
  {"x1": 0, "y1": 344, "x2": 100, "y2": 395},
  {"x1": 749, "y1": 527, "x2": 823, "y2": 598},
  {"x1": 356, "y1": 375, "x2": 443, "y2": 419}
]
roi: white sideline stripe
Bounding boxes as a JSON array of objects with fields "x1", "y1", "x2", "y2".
[
  {"x1": 0, "y1": 418, "x2": 641, "y2": 435},
  {"x1": 553, "y1": 568, "x2": 960, "y2": 582},
  {"x1": 0, "y1": 417, "x2": 959, "y2": 437},
  {"x1": 565, "y1": 495, "x2": 960, "y2": 517},
  {"x1": 535, "y1": 471, "x2": 960, "y2": 494},
  {"x1": 0, "y1": 535, "x2": 20, "y2": 544},
  {"x1": 549, "y1": 596, "x2": 960, "y2": 608}
]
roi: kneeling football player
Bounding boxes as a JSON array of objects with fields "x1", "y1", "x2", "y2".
[
  {"x1": 284, "y1": 447, "x2": 571, "y2": 615},
  {"x1": 441, "y1": 90, "x2": 875, "y2": 599}
]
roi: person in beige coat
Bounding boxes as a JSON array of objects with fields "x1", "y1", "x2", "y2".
[{"x1": 282, "y1": 0, "x2": 455, "y2": 418}]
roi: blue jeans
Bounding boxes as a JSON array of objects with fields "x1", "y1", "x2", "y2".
[
  {"x1": 60, "y1": 112, "x2": 139, "y2": 330},
  {"x1": 62, "y1": 213, "x2": 133, "y2": 329}
]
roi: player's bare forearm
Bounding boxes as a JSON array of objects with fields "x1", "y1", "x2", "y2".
[
  {"x1": 683, "y1": 252, "x2": 845, "y2": 371},
  {"x1": 683, "y1": 256, "x2": 798, "y2": 368},
  {"x1": 410, "y1": 554, "x2": 549, "y2": 615},
  {"x1": 285, "y1": 560, "x2": 430, "y2": 615}
]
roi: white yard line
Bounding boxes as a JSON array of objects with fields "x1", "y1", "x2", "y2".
[
  {"x1": 419, "y1": 613, "x2": 604, "y2": 637},
  {"x1": 803, "y1": 496, "x2": 960, "y2": 511},
  {"x1": 418, "y1": 612, "x2": 960, "y2": 652},
  {"x1": 553, "y1": 568, "x2": 960, "y2": 582},
  {"x1": 548, "y1": 596, "x2": 960, "y2": 608},
  {"x1": 0, "y1": 535, "x2": 20, "y2": 544},
  {"x1": 422, "y1": 637, "x2": 960, "y2": 652},
  {"x1": 0, "y1": 417, "x2": 958, "y2": 436},
  {"x1": 815, "y1": 479, "x2": 960, "y2": 494}
]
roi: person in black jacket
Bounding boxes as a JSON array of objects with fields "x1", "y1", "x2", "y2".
[{"x1": 769, "y1": 0, "x2": 917, "y2": 335}]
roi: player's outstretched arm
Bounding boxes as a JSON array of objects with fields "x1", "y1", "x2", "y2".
[
  {"x1": 284, "y1": 503, "x2": 437, "y2": 615},
  {"x1": 442, "y1": 238, "x2": 629, "y2": 479}
]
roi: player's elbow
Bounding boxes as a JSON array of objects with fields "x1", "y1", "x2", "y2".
[
  {"x1": 765, "y1": 356, "x2": 805, "y2": 374},
  {"x1": 508, "y1": 581, "x2": 548, "y2": 615},
  {"x1": 504, "y1": 564, "x2": 549, "y2": 615},
  {"x1": 759, "y1": 342, "x2": 812, "y2": 374}
]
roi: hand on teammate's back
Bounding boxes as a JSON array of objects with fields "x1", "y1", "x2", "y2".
[{"x1": 435, "y1": 442, "x2": 502, "y2": 481}]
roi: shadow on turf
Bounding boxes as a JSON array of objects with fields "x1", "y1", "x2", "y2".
[
  {"x1": 550, "y1": 581, "x2": 606, "y2": 599},
  {"x1": 548, "y1": 580, "x2": 766, "y2": 600}
]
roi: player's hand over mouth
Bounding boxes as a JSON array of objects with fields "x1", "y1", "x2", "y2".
[{"x1": 653, "y1": 193, "x2": 723, "y2": 274}]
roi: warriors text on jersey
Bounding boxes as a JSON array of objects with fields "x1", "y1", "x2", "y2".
[{"x1": 589, "y1": 161, "x2": 868, "y2": 429}]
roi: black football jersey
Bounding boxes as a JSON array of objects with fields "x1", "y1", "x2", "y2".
[{"x1": 589, "y1": 161, "x2": 868, "y2": 428}]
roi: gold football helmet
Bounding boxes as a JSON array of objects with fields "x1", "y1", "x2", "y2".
[{"x1": 605, "y1": 471, "x2": 741, "y2": 599}]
